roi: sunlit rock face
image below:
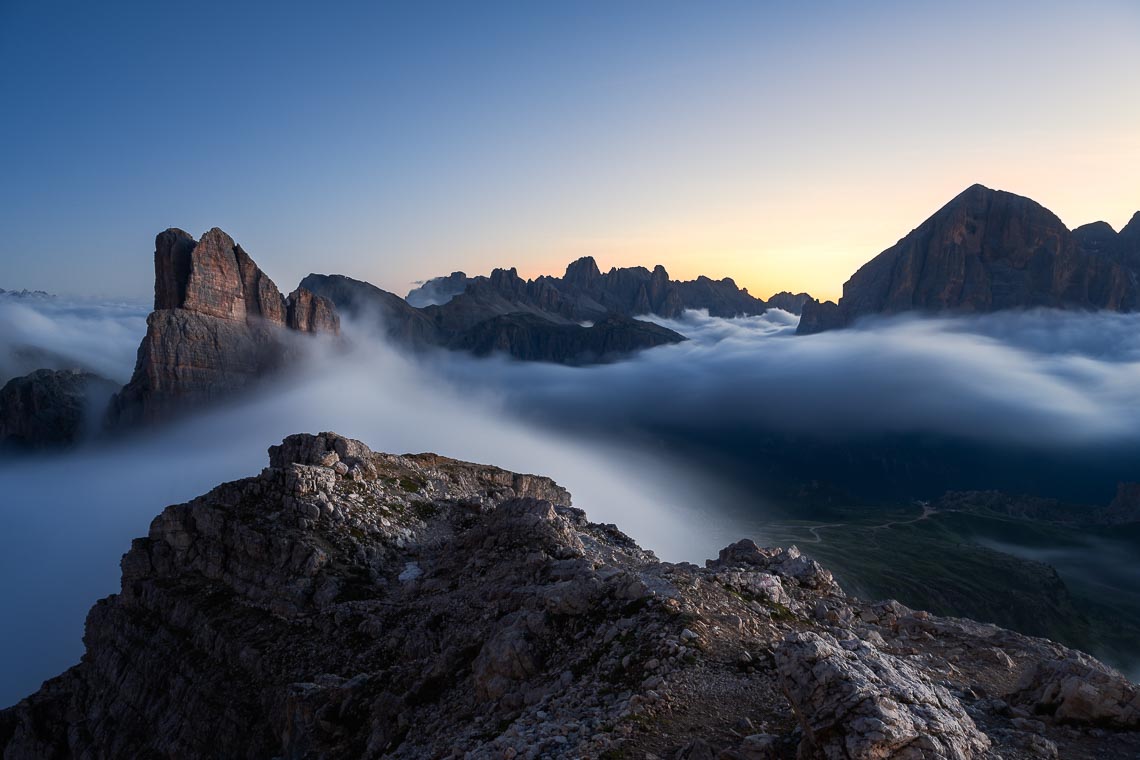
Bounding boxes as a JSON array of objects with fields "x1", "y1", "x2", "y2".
[
  {"x1": 799, "y1": 184, "x2": 1140, "y2": 334},
  {"x1": 2, "y1": 432, "x2": 1138, "y2": 759},
  {"x1": 108, "y1": 228, "x2": 339, "y2": 426}
]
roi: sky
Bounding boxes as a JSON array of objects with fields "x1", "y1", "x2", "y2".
[{"x1": 2, "y1": 0, "x2": 1138, "y2": 302}]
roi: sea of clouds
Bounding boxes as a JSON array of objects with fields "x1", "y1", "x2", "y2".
[
  {"x1": 3, "y1": 296, "x2": 1140, "y2": 703},
  {"x1": 434, "y1": 307, "x2": 1140, "y2": 448},
  {"x1": 0, "y1": 294, "x2": 149, "y2": 385}
]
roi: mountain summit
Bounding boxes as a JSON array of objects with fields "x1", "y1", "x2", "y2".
[
  {"x1": 799, "y1": 185, "x2": 1140, "y2": 334},
  {"x1": 2, "y1": 432, "x2": 1137, "y2": 758}
]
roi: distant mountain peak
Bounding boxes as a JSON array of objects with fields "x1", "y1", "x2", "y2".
[
  {"x1": 563, "y1": 256, "x2": 602, "y2": 287},
  {"x1": 798, "y1": 185, "x2": 1139, "y2": 334}
]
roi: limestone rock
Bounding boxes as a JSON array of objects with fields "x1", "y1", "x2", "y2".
[
  {"x1": 286, "y1": 287, "x2": 340, "y2": 334},
  {"x1": 2, "y1": 433, "x2": 1136, "y2": 758},
  {"x1": 153, "y1": 227, "x2": 196, "y2": 310},
  {"x1": 1013, "y1": 650, "x2": 1140, "y2": 728},
  {"x1": 108, "y1": 229, "x2": 340, "y2": 426},
  {"x1": 775, "y1": 630, "x2": 991, "y2": 759},
  {"x1": 707, "y1": 539, "x2": 839, "y2": 593}
]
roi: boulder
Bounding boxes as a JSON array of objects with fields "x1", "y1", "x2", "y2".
[
  {"x1": 776, "y1": 631, "x2": 991, "y2": 759},
  {"x1": 1013, "y1": 650, "x2": 1140, "y2": 728}
]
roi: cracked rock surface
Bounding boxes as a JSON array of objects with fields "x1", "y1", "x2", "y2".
[{"x1": 2, "y1": 432, "x2": 1138, "y2": 759}]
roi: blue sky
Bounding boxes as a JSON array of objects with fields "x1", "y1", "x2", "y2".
[{"x1": 2, "y1": 0, "x2": 1138, "y2": 300}]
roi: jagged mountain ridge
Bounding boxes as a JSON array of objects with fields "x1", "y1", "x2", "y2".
[
  {"x1": 1, "y1": 432, "x2": 1137, "y2": 759},
  {"x1": 407, "y1": 256, "x2": 768, "y2": 320},
  {"x1": 301, "y1": 263, "x2": 693, "y2": 364},
  {"x1": 799, "y1": 184, "x2": 1140, "y2": 334},
  {"x1": 299, "y1": 270, "x2": 687, "y2": 364},
  {"x1": 303, "y1": 256, "x2": 776, "y2": 363}
]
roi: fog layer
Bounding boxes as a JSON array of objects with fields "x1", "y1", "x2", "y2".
[
  {"x1": 0, "y1": 296, "x2": 148, "y2": 384},
  {"x1": 4, "y1": 298, "x2": 1140, "y2": 704},
  {"x1": 0, "y1": 311, "x2": 735, "y2": 706},
  {"x1": 435, "y1": 307, "x2": 1140, "y2": 448}
]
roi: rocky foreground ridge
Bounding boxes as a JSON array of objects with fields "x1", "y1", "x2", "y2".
[{"x1": 3, "y1": 432, "x2": 1138, "y2": 759}]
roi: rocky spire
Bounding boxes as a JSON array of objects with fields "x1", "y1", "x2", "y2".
[
  {"x1": 286, "y1": 287, "x2": 340, "y2": 334},
  {"x1": 153, "y1": 228, "x2": 196, "y2": 310},
  {"x1": 155, "y1": 227, "x2": 291, "y2": 324},
  {"x1": 107, "y1": 227, "x2": 339, "y2": 427}
]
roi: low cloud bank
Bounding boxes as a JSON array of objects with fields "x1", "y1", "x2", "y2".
[
  {"x1": 4, "y1": 298, "x2": 1140, "y2": 704},
  {"x1": 0, "y1": 296, "x2": 148, "y2": 384},
  {"x1": 432, "y1": 308, "x2": 1140, "y2": 448},
  {"x1": 0, "y1": 320, "x2": 736, "y2": 707}
]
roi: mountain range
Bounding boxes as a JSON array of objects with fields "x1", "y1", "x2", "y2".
[
  {"x1": 3, "y1": 183, "x2": 1140, "y2": 449},
  {"x1": 300, "y1": 258, "x2": 773, "y2": 363}
]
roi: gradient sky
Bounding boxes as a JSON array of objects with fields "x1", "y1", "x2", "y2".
[{"x1": 2, "y1": 0, "x2": 1138, "y2": 302}]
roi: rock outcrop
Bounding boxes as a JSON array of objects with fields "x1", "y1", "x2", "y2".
[
  {"x1": 0, "y1": 369, "x2": 118, "y2": 449},
  {"x1": 1073, "y1": 213, "x2": 1140, "y2": 274},
  {"x1": 799, "y1": 184, "x2": 1140, "y2": 334},
  {"x1": 108, "y1": 229, "x2": 339, "y2": 426},
  {"x1": 776, "y1": 631, "x2": 991, "y2": 759},
  {"x1": 298, "y1": 274, "x2": 439, "y2": 345},
  {"x1": 765, "y1": 291, "x2": 812, "y2": 315},
  {"x1": 3, "y1": 432, "x2": 1137, "y2": 758},
  {"x1": 286, "y1": 287, "x2": 340, "y2": 334}
]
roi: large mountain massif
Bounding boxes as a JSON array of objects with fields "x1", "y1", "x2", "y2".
[
  {"x1": 799, "y1": 184, "x2": 1140, "y2": 333},
  {"x1": 0, "y1": 369, "x2": 118, "y2": 450}
]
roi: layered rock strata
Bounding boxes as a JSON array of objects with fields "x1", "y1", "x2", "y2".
[
  {"x1": 108, "y1": 229, "x2": 339, "y2": 425},
  {"x1": 3, "y1": 432, "x2": 1137, "y2": 759}
]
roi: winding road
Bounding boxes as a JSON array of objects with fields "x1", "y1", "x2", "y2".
[{"x1": 770, "y1": 503, "x2": 942, "y2": 544}]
